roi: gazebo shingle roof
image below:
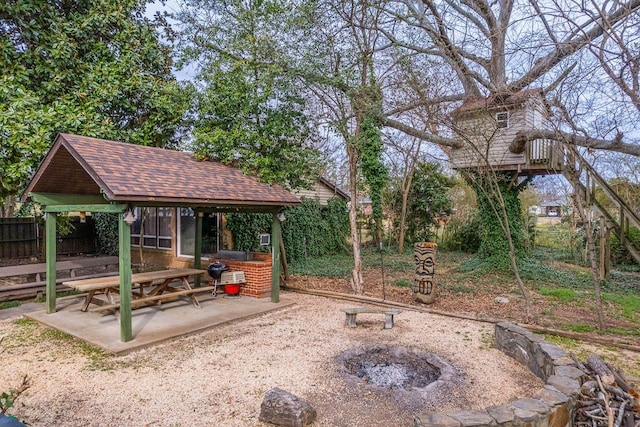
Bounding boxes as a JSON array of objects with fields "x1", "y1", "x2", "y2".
[{"x1": 23, "y1": 134, "x2": 300, "y2": 208}]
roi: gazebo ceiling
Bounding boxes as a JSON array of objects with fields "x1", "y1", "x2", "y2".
[{"x1": 23, "y1": 133, "x2": 300, "y2": 209}]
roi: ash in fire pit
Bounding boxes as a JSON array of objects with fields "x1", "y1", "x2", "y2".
[
  {"x1": 346, "y1": 349, "x2": 440, "y2": 389},
  {"x1": 338, "y1": 344, "x2": 458, "y2": 395}
]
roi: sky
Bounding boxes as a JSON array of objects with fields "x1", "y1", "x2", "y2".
[{"x1": 145, "y1": 0, "x2": 198, "y2": 81}]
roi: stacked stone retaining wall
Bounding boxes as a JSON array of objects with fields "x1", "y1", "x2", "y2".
[{"x1": 414, "y1": 322, "x2": 583, "y2": 427}]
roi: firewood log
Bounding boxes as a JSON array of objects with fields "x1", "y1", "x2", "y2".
[{"x1": 588, "y1": 354, "x2": 616, "y2": 386}]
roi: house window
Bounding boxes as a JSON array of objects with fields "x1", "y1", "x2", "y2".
[
  {"x1": 496, "y1": 111, "x2": 509, "y2": 128},
  {"x1": 131, "y1": 207, "x2": 172, "y2": 250},
  {"x1": 177, "y1": 209, "x2": 220, "y2": 257}
]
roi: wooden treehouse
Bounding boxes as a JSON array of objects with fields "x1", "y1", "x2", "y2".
[{"x1": 449, "y1": 88, "x2": 640, "y2": 269}]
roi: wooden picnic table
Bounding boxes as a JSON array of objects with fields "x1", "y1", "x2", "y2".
[{"x1": 63, "y1": 268, "x2": 208, "y2": 315}]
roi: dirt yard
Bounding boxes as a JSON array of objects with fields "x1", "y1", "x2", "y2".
[
  {"x1": 286, "y1": 262, "x2": 640, "y2": 353},
  {"x1": 0, "y1": 291, "x2": 549, "y2": 427},
  {"x1": 1, "y1": 259, "x2": 638, "y2": 426}
]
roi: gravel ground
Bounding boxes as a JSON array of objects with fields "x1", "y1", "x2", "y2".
[{"x1": 0, "y1": 292, "x2": 542, "y2": 426}]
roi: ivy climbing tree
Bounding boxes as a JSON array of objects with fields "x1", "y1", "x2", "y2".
[
  {"x1": 470, "y1": 173, "x2": 530, "y2": 265},
  {"x1": 465, "y1": 170, "x2": 533, "y2": 320},
  {"x1": 352, "y1": 86, "x2": 389, "y2": 242}
]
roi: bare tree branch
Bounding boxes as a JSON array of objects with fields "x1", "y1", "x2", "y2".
[
  {"x1": 383, "y1": 94, "x2": 464, "y2": 116},
  {"x1": 507, "y1": 0, "x2": 640, "y2": 94},
  {"x1": 411, "y1": 0, "x2": 483, "y2": 96},
  {"x1": 384, "y1": 117, "x2": 462, "y2": 148}
]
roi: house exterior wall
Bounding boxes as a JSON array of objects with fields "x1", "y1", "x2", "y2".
[
  {"x1": 450, "y1": 94, "x2": 553, "y2": 172},
  {"x1": 293, "y1": 180, "x2": 344, "y2": 206},
  {"x1": 131, "y1": 208, "x2": 273, "y2": 298}
]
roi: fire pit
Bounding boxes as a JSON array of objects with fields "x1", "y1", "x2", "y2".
[
  {"x1": 340, "y1": 345, "x2": 446, "y2": 390},
  {"x1": 336, "y1": 344, "x2": 460, "y2": 412}
]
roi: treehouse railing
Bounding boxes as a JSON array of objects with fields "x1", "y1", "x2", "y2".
[
  {"x1": 561, "y1": 145, "x2": 640, "y2": 265},
  {"x1": 525, "y1": 139, "x2": 564, "y2": 170}
]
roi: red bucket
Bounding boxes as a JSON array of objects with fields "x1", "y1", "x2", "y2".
[{"x1": 224, "y1": 283, "x2": 241, "y2": 296}]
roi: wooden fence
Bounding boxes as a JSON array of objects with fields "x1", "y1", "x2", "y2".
[
  {"x1": 0, "y1": 218, "x2": 38, "y2": 259},
  {"x1": 0, "y1": 217, "x2": 97, "y2": 260}
]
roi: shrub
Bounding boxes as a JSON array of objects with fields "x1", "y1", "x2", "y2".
[
  {"x1": 94, "y1": 213, "x2": 119, "y2": 255},
  {"x1": 226, "y1": 197, "x2": 350, "y2": 262}
]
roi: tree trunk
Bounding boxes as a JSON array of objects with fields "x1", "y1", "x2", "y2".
[
  {"x1": 502, "y1": 205, "x2": 532, "y2": 322},
  {"x1": 396, "y1": 140, "x2": 421, "y2": 254},
  {"x1": 2, "y1": 195, "x2": 16, "y2": 218},
  {"x1": 398, "y1": 189, "x2": 409, "y2": 253},
  {"x1": 572, "y1": 193, "x2": 606, "y2": 329},
  {"x1": 348, "y1": 145, "x2": 364, "y2": 294}
]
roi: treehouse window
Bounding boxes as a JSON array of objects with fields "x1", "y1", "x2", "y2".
[{"x1": 496, "y1": 111, "x2": 509, "y2": 128}]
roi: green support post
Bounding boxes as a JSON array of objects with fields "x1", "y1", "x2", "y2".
[
  {"x1": 271, "y1": 213, "x2": 282, "y2": 303},
  {"x1": 194, "y1": 210, "x2": 203, "y2": 286},
  {"x1": 119, "y1": 211, "x2": 133, "y2": 342},
  {"x1": 45, "y1": 212, "x2": 57, "y2": 313}
]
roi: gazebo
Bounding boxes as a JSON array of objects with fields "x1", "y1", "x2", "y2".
[{"x1": 21, "y1": 133, "x2": 300, "y2": 342}]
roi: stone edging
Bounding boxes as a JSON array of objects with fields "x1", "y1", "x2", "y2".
[{"x1": 414, "y1": 322, "x2": 582, "y2": 427}]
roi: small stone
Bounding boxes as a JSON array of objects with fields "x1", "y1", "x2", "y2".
[
  {"x1": 513, "y1": 345, "x2": 531, "y2": 367},
  {"x1": 539, "y1": 342, "x2": 568, "y2": 360},
  {"x1": 494, "y1": 296, "x2": 510, "y2": 304},
  {"x1": 547, "y1": 403, "x2": 571, "y2": 427},
  {"x1": 496, "y1": 322, "x2": 530, "y2": 336},
  {"x1": 552, "y1": 357, "x2": 576, "y2": 367},
  {"x1": 259, "y1": 387, "x2": 317, "y2": 427}
]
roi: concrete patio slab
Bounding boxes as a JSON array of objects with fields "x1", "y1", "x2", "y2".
[{"x1": 25, "y1": 293, "x2": 294, "y2": 355}]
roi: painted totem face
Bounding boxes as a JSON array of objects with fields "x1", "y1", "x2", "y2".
[
  {"x1": 414, "y1": 243, "x2": 436, "y2": 276},
  {"x1": 414, "y1": 243, "x2": 437, "y2": 295}
]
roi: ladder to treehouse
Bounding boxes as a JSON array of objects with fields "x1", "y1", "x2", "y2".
[{"x1": 559, "y1": 145, "x2": 640, "y2": 267}]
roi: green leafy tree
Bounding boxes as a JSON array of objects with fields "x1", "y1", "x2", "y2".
[
  {"x1": 177, "y1": 0, "x2": 322, "y2": 189},
  {"x1": 0, "y1": 0, "x2": 191, "y2": 213},
  {"x1": 391, "y1": 162, "x2": 454, "y2": 244}
]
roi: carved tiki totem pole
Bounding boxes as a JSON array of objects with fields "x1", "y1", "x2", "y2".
[{"x1": 414, "y1": 242, "x2": 437, "y2": 304}]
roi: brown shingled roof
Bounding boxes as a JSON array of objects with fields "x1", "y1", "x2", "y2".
[
  {"x1": 23, "y1": 134, "x2": 300, "y2": 209},
  {"x1": 453, "y1": 88, "x2": 544, "y2": 115}
]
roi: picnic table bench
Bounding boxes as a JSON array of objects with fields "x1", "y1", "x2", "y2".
[
  {"x1": 0, "y1": 256, "x2": 119, "y2": 301},
  {"x1": 63, "y1": 268, "x2": 207, "y2": 316},
  {"x1": 341, "y1": 307, "x2": 402, "y2": 329}
]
